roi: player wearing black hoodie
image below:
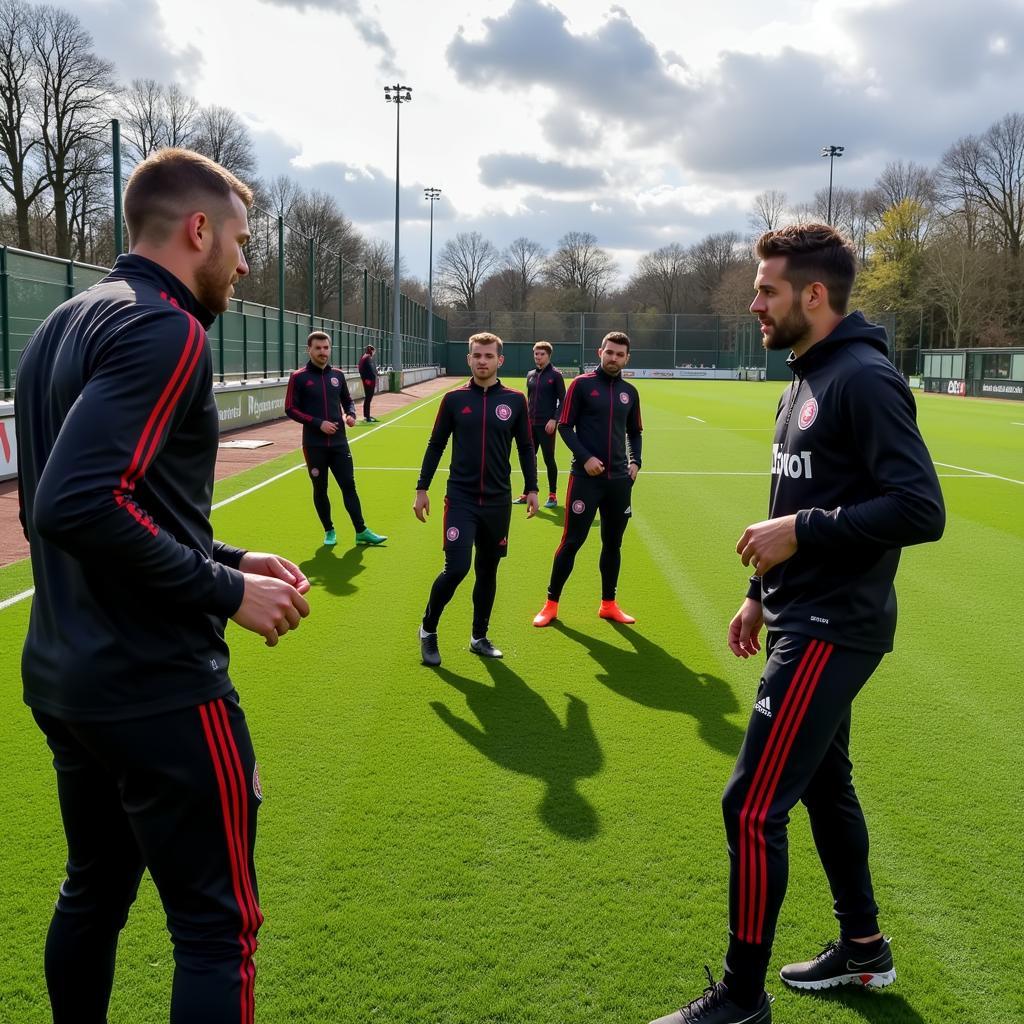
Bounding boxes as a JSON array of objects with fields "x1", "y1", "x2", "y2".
[
  {"x1": 648, "y1": 226, "x2": 944, "y2": 1024},
  {"x1": 15, "y1": 149, "x2": 310, "y2": 1024}
]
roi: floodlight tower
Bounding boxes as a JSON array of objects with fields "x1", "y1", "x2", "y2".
[
  {"x1": 384, "y1": 83, "x2": 412, "y2": 374},
  {"x1": 820, "y1": 145, "x2": 845, "y2": 224},
  {"x1": 424, "y1": 187, "x2": 441, "y2": 365}
]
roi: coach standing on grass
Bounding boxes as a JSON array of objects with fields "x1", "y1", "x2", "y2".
[
  {"x1": 414, "y1": 332, "x2": 538, "y2": 666},
  {"x1": 647, "y1": 225, "x2": 945, "y2": 1024},
  {"x1": 515, "y1": 340, "x2": 565, "y2": 509},
  {"x1": 15, "y1": 148, "x2": 311, "y2": 1024}
]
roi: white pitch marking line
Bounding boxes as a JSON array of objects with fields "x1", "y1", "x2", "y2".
[
  {"x1": 933, "y1": 461, "x2": 1024, "y2": 487},
  {"x1": 0, "y1": 388, "x2": 451, "y2": 613},
  {"x1": 1012, "y1": 422, "x2": 1024, "y2": 427},
  {"x1": 687, "y1": 415, "x2": 706, "y2": 423}
]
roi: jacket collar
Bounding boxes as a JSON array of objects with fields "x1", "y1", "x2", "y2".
[
  {"x1": 107, "y1": 253, "x2": 217, "y2": 329},
  {"x1": 468, "y1": 377, "x2": 503, "y2": 393}
]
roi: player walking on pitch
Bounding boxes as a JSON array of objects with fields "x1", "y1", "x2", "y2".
[
  {"x1": 648, "y1": 225, "x2": 945, "y2": 1024},
  {"x1": 286, "y1": 331, "x2": 387, "y2": 548},
  {"x1": 15, "y1": 148, "x2": 311, "y2": 1024},
  {"x1": 415, "y1": 332, "x2": 538, "y2": 666},
  {"x1": 532, "y1": 331, "x2": 642, "y2": 628},
  {"x1": 514, "y1": 340, "x2": 565, "y2": 508}
]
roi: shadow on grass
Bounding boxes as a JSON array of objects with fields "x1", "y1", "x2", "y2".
[
  {"x1": 794, "y1": 988, "x2": 926, "y2": 1024},
  {"x1": 430, "y1": 658, "x2": 603, "y2": 841},
  {"x1": 298, "y1": 545, "x2": 366, "y2": 597},
  {"x1": 552, "y1": 620, "x2": 746, "y2": 757}
]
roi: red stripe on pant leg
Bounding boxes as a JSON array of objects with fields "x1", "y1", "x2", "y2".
[
  {"x1": 750, "y1": 643, "x2": 833, "y2": 942},
  {"x1": 213, "y1": 700, "x2": 263, "y2": 1023},
  {"x1": 553, "y1": 477, "x2": 575, "y2": 560},
  {"x1": 737, "y1": 639, "x2": 821, "y2": 942},
  {"x1": 199, "y1": 702, "x2": 256, "y2": 1024}
]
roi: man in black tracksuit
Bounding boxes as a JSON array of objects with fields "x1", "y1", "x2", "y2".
[
  {"x1": 415, "y1": 332, "x2": 538, "y2": 666},
  {"x1": 15, "y1": 149, "x2": 310, "y2": 1024},
  {"x1": 515, "y1": 340, "x2": 566, "y2": 508},
  {"x1": 358, "y1": 344, "x2": 378, "y2": 422},
  {"x1": 649, "y1": 225, "x2": 944, "y2": 1024},
  {"x1": 532, "y1": 331, "x2": 643, "y2": 628},
  {"x1": 286, "y1": 331, "x2": 386, "y2": 548}
]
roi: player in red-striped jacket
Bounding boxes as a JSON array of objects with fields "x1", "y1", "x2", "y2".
[{"x1": 15, "y1": 149, "x2": 309, "y2": 1024}]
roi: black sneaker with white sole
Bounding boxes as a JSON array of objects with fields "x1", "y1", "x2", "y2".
[
  {"x1": 648, "y1": 968, "x2": 772, "y2": 1024},
  {"x1": 469, "y1": 636, "x2": 503, "y2": 658},
  {"x1": 420, "y1": 630, "x2": 441, "y2": 667},
  {"x1": 780, "y1": 937, "x2": 895, "y2": 991}
]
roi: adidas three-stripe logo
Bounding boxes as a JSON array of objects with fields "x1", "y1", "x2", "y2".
[{"x1": 755, "y1": 695, "x2": 772, "y2": 718}]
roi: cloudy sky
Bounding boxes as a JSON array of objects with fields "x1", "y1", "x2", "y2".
[{"x1": 66, "y1": 0, "x2": 1024, "y2": 281}]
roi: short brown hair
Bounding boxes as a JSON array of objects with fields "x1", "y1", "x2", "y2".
[
  {"x1": 601, "y1": 331, "x2": 630, "y2": 352},
  {"x1": 533, "y1": 340, "x2": 553, "y2": 354},
  {"x1": 124, "y1": 147, "x2": 254, "y2": 246},
  {"x1": 468, "y1": 332, "x2": 503, "y2": 353},
  {"x1": 307, "y1": 331, "x2": 330, "y2": 346},
  {"x1": 365, "y1": 345, "x2": 375, "y2": 354},
  {"x1": 754, "y1": 224, "x2": 856, "y2": 314}
]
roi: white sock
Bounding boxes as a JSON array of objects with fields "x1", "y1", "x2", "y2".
[{"x1": 420, "y1": 626, "x2": 436, "y2": 639}]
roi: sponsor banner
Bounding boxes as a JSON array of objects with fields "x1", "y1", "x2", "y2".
[
  {"x1": 620, "y1": 368, "x2": 741, "y2": 380},
  {"x1": 0, "y1": 409, "x2": 16, "y2": 482},
  {"x1": 975, "y1": 379, "x2": 1024, "y2": 400},
  {"x1": 946, "y1": 379, "x2": 966, "y2": 396}
]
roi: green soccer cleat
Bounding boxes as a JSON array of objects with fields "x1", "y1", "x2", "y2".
[
  {"x1": 355, "y1": 528, "x2": 387, "y2": 546},
  {"x1": 324, "y1": 528, "x2": 337, "y2": 546}
]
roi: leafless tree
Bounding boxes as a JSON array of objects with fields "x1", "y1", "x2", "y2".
[
  {"x1": 437, "y1": 230, "x2": 499, "y2": 310},
  {"x1": 544, "y1": 230, "x2": 617, "y2": 311},
  {"x1": 193, "y1": 104, "x2": 256, "y2": 179},
  {"x1": 748, "y1": 189, "x2": 787, "y2": 235},
  {"x1": 500, "y1": 236, "x2": 547, "y2": 309},
  {"x1": 939, "y1": 113, "x2": 1024, "y2": 259},
  {"x1": 31, "y1": 3, "x2": 115, "y2": 257},
  {"x1": 119, "y1": 78, "x2": 166, "y2": 163},
  {"x1": 711, "y1": 260, "x2": 758, "y2": 315},
  {"x1": 689, "y1": 231, "x2": 743, "y2": 309},
  {"x1": 628, "y1": 242, "x2": 691, "y2": 313},
  {"x1": 0, "y1": 0, "x2": 48, "y2": 249},
  {"x1": 165, "y1": 84, "x2": 198, "y2": 148}
]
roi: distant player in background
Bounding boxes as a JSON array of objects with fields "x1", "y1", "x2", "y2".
[
  {"x1": 647, "y1": 225, "x2": 945, "y2": 1024},
  {"x1": 414, "y1": 332, "x2": 538, "y2": 666},
  {"x1": 515, "y1": 340, "x2": 565, "y2": 509},
  {"x1": 533, "y1": 331, "x2": 642, "y2": 628},
  {"x1": 286, "y1": 332, "x2": 387, "y2": 548},
  {"x1": 358, "y1": 344, "x2": 379, "y2": 422}
]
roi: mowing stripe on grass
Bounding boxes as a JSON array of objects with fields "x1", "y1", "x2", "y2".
[{"x1": 0, "y1": 387, "x2": 450, "y2": 614}]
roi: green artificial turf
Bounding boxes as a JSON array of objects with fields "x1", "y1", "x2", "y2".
[{"x1": 0, "y1": 382, "x2": 1021, "y2": 1023}]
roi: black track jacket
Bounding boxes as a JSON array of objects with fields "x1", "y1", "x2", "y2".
[
  {"x1": 749, "y1": 312, "x2": 945, "y2": 653},
  {"x1": 285, "y1": 360, "x2": 356, "y2": 448},
  {"x1": 358, "y1": 352, "x2": 377, "y2": 391},
  {"x1": 16, "y1": 254, "x2": 246, "y2": 721},
  {"x1": 559, "y1": 367, "x2": 643, "y2": 479},
  {"x1": 526, "y1": 363, "x2": 566, "y2": 423},
  {"x1": 417, "y1": 380, "x2": 538, "y2": 505}
]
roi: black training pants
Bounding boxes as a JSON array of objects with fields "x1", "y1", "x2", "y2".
[
  {"x1": 531, "y1": 420, "x2": 559, "y2": 494},
  {"x1": 423, "y1": 499, "x2": 510, "y2": 638},
  {"x1": 547, "y1": 475, "x2": 632, "y2": 601},
  {"x1": 33, "y1": 692, "x2": 262, "y2": 1024},
  {"x1": 721, "y1": 633, "x2": 883, "y2": 991},
  {"x1": 362, "y1": 385, "x2": 375, "y2": 420},
  {"x1": 304, "y1": 442, "x2": 366, "y2": 534}
]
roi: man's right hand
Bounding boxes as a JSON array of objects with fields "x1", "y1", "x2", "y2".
[
  {"x1": 232, "y1": 574, "x2": 310, "y2": 647},
  {"x1": 584, "y1": 456, "x2": 605, "y2": 476},
  {"x1": 414, "y1": 490, "x2": 430, "y2": 522},
  {"x1": 728, "y1": 597, "x2": 764, "y2": 659},
  {"x1": 320, "y1": 421, "x2": 338, "y2": 435}
]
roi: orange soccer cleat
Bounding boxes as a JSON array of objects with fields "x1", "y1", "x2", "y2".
[
  {"x1": 532, "y1": 599, "x2": 559, "y2": 627},
  {"x1": 598, "y1": 600, "x2": 635, "y2": 624}
]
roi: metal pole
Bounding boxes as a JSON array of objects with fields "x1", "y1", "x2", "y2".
[
  {"x1": 0, "y1": 248, "x2": 10, "y2": 395},
  {"x1": 111, "y1": 119, "x2": 124, "y2": 256},
  {"x1": 363, "y1": 269, "x2": 368, "y2": 328},
  {"x1": 427, "y1": 196, "x2": 434, "y2": 364},
  {"x1": 308, "y1": 237, "x2": 315, "y2": 326},
  {"x1": 277, "y1": 216, "x2": 285, "y2": 375},
  {"x1": 392, "y1": 100, "x2": 403, "y2": 374},
  {"x1": 827, "y1": 152, "x2": 834, "y2": 224}
]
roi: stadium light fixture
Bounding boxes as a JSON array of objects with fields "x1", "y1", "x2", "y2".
[
  {"x1": 424, "y1": 187, "x2": 442, "y2": 366},
  {"x1": 384, "y1": 84, "x2": 412, "y2": 374},
  {"x1": 820, "y1": 145, "x2": 845, "y2": 224}
]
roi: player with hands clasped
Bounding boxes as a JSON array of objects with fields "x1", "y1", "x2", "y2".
[{"x1": 649, "y1": 225, "x2": 944, "y2": 1024}]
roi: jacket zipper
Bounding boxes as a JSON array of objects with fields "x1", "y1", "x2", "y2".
[{"x1": 479, "y1": 391, "x2": 488, "y2": 505}]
